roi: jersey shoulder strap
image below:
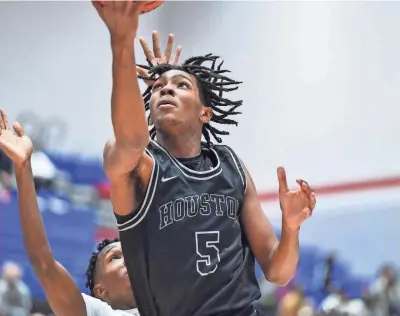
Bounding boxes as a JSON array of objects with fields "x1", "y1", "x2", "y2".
[
  {"x1": 212, "y1": 144, "x2": 247, "y2": 194},
  {"x1": 146, "y1": 140, "x2": 171, "y2": 168}
]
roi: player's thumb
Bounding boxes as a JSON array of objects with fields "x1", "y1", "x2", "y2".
[
  {"x1": 13, "y1": 122, "x2": 24, "y2": 137},
  {"x1": 277, "y1": 166, "x2": 289, "y2": 193},
  {"x1": 299, "y1": 207, "x2": 311, "y2": 223}
]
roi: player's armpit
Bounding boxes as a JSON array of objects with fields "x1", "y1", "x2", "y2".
[
  {"x1": 239, "y1": 162, "x2": 280, "y2": 282},
  {"x1": 105, "y1": 142, "x2": 154, "y2": 217},
  {"x1": 35, "y1": 261, "x2": 87, "y2": 316}
]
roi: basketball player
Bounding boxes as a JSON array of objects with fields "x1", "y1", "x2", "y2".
[
  {"x1": 93, "y1": 2, "x2": 316, "y2": 316},
  {"x1": 0, "y1": 108, "x2": 137, "y2": 316}
]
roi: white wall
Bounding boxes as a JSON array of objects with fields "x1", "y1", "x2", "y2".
[
  {"x1": 0, "y1": 1, "x2": 161, "y2": 155},
  {"x1": 155, "y1": 1, "x2": 400, "y2": 189},
  {"x1": 1, "y1": 1, "x2": 399, "y2": 190}
]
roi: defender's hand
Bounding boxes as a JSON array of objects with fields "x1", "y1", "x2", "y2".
[
  {"x1": 277, "y1": 167, "x2": 316, "y2": 230},
  {"x1": 92, "y1": 1, "x2": 144, "y2": 40},
  {"x1": 0, "y1": 109, "x2": 33, "y2": 167},
  {"x1": 136, "y1": 31, "x2": 182, "y2": 86}
]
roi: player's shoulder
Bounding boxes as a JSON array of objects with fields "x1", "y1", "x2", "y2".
[
  {"x1": 208, "y1": 142, "x2": 236, "y2": 153},
  {"x1": 144, "y1": 141, "x2": 178, "y2": 181},
  {"x1": 145, "y1": 140, "x2": 171, "y2": 164},
  {"x1": 210, "y1": 143, "x2": 248, "y2": 190},
  {"x1": 208, "y1": 142, "x2": 242, "y2": 164},
  {"x1": 82, "y1": 293, "x2": 111, "y2": 313},
  {"x1": 81, "y1": 293, "x2": 139, "y2": 316}
]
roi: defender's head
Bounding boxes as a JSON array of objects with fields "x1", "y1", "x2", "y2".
[
  {"x1": 139, "y1": 54, "x2": 243, "y2": 145},
  {"x1": 85, "y1": 239, "x2": 135, "y2": 309}
]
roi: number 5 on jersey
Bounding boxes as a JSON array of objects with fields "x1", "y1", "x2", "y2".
[{"x1": 195, "y1": 231, "x2": 221, "y2": 276}]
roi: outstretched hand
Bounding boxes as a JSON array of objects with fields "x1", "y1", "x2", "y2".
[
  {"x1": 277, "y1": 167, "x2": 316, "y2": 230},
  {"x1": 0, "y1": 109, "x2": 33, "y2": 167},
  {"x1": 136, "y1": 31, "x2": 182, "y2": 86},
  {"x1": 92, "y1": 1, "x2": 144, "y2": 40}
]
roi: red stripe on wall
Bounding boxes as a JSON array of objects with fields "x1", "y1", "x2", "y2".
[{"x1": 258, "y1": 176, "x2": 400, "y2": 202}]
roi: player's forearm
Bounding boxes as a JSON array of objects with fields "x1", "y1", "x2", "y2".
[
  {"x1": 110, "y1": 36, "x2": 149, "y2": 150},
  {"x1": 15, "y1": 165, "x2": 88, "y2": 316},
  {"x1": 266, "y1": 222, "x2": 299, "y2": 286},
  {"x1": 14, "y1": 162, "x2": 55, "y2": 270}
]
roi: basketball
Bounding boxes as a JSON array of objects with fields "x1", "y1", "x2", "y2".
[
  {"x1": 140, "y1": 1, "x2": 163, "y2": 15},
  {"x1": 94, "y1": 1, "x2": 163, "y2": 14}
]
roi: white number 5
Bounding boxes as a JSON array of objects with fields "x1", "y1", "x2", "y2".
[{"x1": 195, "y1": 231, "x2": 220, "y2": 276}]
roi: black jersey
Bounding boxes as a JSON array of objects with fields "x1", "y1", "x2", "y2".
[{"x1": 116, "y1": 140, "x2": 261, "y2": 316}]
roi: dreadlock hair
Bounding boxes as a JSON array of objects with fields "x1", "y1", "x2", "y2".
[
  {"x1": 137, "y1": 54, "x2": 243, "y2": 145},
  {"x1": 85, "y1": 238, "x2": 119, "y2": 296}
]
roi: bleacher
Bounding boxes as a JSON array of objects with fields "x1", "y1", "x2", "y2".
[{"x1": 0, "y1": 190, "x2": 96, "y2": 298}]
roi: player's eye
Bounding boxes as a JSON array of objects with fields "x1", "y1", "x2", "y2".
[
  {"x1": 177, "y1": 82, "x2": 189, "y2": 89},
  {"x1": 152, "y1": 83, "x2": 163, "y2": 91},
  {"x1": 109, "y1": 254, "x2": 122, "y2": 262}
]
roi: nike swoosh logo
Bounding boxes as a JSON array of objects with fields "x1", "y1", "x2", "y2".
[{"x1": 161, "y1": 176, "x2": 177, "y2": 182}]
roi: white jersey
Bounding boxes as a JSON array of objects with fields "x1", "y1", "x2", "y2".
[{"x1": 82, "y1": 293, "x2": 139, "y2": 316}]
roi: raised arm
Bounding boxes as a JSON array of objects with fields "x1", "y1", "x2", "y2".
[
  {"x1": 0, "y1": 109, "x2": 87, "y2": 316},
  {"x1": 241, "y1": 162, "x2": 316, "y2": 286},
  {"x1": 93, "y1": 1, "x2": 154, "y2": 216}
]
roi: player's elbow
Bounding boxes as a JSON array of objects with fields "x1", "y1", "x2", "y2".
[
  {"x1": 266, "y1": 273, "x2": 292, "y2": 287},
  {"x1": 114, "y1": 132, "x2": 150, "y2": 153},
  {"x1": 264, "y1": 266, "x2": 294, "y2": 287},
  {"x1": 28, "y1": 253, "x2": 57, "y2": 277},
  {"x1": 113, "y1": 124, "x2": 150, "y2": 151},
  {"x1": 261, "y1": 257, "x2": 294, "y2": 286},
  {"x1": 103, "y1": 138, "x2": 148, "y2": 178}
]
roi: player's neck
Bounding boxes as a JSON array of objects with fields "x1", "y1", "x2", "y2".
[{"x1": 157, "y1": 133, "x2": 201, "y2": 158}]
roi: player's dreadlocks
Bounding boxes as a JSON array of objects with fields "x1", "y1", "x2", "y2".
[
  {"x1": 138, "y1": 54, "x2": 243, "y2": 145},
  {"x1": 85, "y1": 238, "x2": 119, "y2": 296}
]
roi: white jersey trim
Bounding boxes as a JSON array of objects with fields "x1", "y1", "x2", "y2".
[
  {"x1": 151, "y1": 140, "x2": 222, "y2": 180},
  {"x1": 223, "y1": 146, "x2": 247, "y2": 194}
]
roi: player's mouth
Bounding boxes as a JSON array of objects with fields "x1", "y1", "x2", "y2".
[{"x1": 157, "y1": 97, "x2": 177, "y2": 109}]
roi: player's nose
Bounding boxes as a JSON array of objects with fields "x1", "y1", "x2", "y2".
[{"x1": 160, "y1": 84, "x2": 175, "y2": 97}]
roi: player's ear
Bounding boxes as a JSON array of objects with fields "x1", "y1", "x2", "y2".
[
  {"x1": 148, "y1": 115, "x2": 154, "y2": 126},
  {"x1": 93, "y1": 283, "x2": 107, "y2": 299},
  {"x1": 200, "y1": 107, "x2": 212, "y2": 124}
]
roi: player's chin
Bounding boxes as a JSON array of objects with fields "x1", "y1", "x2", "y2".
[{"x1": 155, "y1": 113, "x2": 182, "y2": 128}]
